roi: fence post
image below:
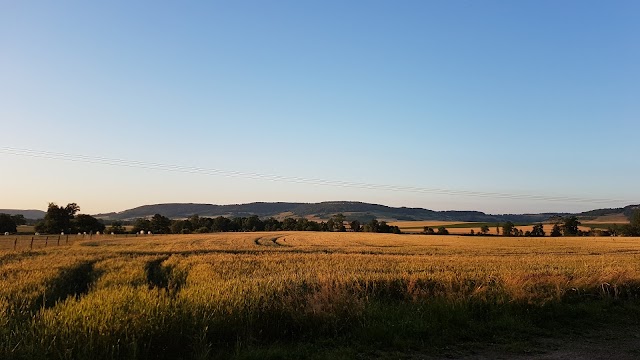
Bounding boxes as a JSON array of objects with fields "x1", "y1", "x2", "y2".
[
  {"x1": 30, "y1": 237, "x2": 34, "y2": 250},
  {"x1": 66, "y1": 235, "x2": 69, "y2": 244},
  {"x1": 57, "y1": 236, "x2": 60, "y2": 246},
  {"x1": 14, "y1": 237, "x2": 17, "y2": 251},
  {"x1": 45, "y1": 236, "x2": 48, "y2": 247}
]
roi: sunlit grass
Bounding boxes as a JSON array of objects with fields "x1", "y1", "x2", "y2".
[{"x1": 1, "y1": 232, "x2": 640, "y2": 359}]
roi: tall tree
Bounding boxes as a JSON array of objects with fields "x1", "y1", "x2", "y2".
[
  {"x1": 108, "y1": 221, "x2": 127, "y2": 234},
  {"x1": 349, "y1": 220, "x2": 361, "y2": 232},
  {"x1": 502, "y1": 221, "x2": 515, "y2": 236},
  {"x1": 423, "y1": 226, "x2": 435, "y2": 235},
  {"x1": 212, "y1": 216, "x2": 230, "y2": 232},
  {"x1": 0, "y1": 214, "x2": 17, "y2": 233},
  {"x1": 436, "y1": 226, "x2": 449, "y2": 235},
  {"x1": 550, "y1": 224, "x2": 562, "y2": 237},
  {"x1": 363, "y1": 219, "x2": 379, "y2": 233},
  {"x1": 621, "y1": 209, "x2": 640, "y2": 236},
  {"x1": 150, "y1": 214, "x2": 171, "y2": 234},
  {"x1": 331, "y1": 214, "x2": 346, "y2": 232},
  {"x1": 75, "y1": 214, "x2": 106, "y2": 234},
  {"x1": 36, "y1": 203, "x2": 80, "y2": 234},
  {"x1": 132, "y1": 218, "x2": 152, "y2": 233},
  {"x1": 530, "y1": 223, "x2": 545, "y2": 237},
  {"x1": 562, "y1": 216, "x2": 580, "y2": 236},
  {"x1": 10, "y1": 214, "x2": 26, "y2": 226}
]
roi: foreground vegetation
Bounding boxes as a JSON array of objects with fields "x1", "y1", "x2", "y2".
[{"x1": 1, "y1": 232, "x2": 640, "y2": 359}]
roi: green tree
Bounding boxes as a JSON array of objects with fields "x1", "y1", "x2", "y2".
[
  {"x1": 75, "y1": 214, "x2": 106, "y2": 234},
  {"x1": 282, "y1": 218, "x2": 298, "y2": 231},
  {"x1": 436, "y1": 226, "x2": 449, "y2": 235},
  {"x1": 108, "y1": 221, "x2": 127, "y2": 234},
  {"x1": 350, "y1": 220, "x2": 361, "y2": 232},
  {"x1": 132, "y1": 218, "x2": 152, "y2": 233},
  {"x1": 0, "y1": 214, "x2": 18, "y2": 233},
  {"x1": 10, "y1": 214, "x2": 26, "y2": 226},
  {"x1": 632, "y1": 209, "x2": 640, "y2": 227},
  {"x1": 480, "y1": 225, "x2": 490, "y2": 235},
  {"x1": 331, "y1": 214, "x2": 346, "y2": 232},
  {"x1": 243, "y1": 215, "x2": 264, "y2": 231},
  {"x1": 562, "y1": 216, "x2": 580, "y2": 236},
  {"x1": 363, "y1": 219, "x2": 379, "y2": 233},
  {"x1": 530, "y1": 223, "x2": 545, "y2": 237},
  {"x1": 171, "y1": 220, "x2": 192, "y2": 234},
  {"x1": 621, "y1": 210, "x2": 640, "y2": 236},
  {"x1": 502, "y1": 221, "x2": 515, "y2": 236},
  {"x1": 187, "y1": 215, "x2": 201, "y2": 230},
  {"x1": 37, "y1": 203, "x2": 80, "y2": 234},
  {"x1": 423, "y1": 226, "x2": 435, "y2": 235},
  {"x1": 212, "y1": 216, "x2": 230, "y2": 232},
  {"x1": 150, "y1": 214, "x2": 171, "y2": 234},
  {"x1": 550, "y1": 224, "x2": 562, "y2": 237}
]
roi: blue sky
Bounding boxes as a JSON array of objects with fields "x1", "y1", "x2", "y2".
[{"x1": 1, "y1": 1, "x2": 638, "y2": 214}]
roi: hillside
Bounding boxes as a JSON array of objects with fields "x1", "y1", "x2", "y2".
[
  {"x1": 93, "y1": 201, "x2": 565, "y2": 223},
  {"x1": 0, "y1": 209, "x2": 46, "y2": 220},
  {"x1": 577, "y1": 204, "x2": 638, "y2": 223},
  {"x1": 4, "y1": 202, "x2": 637, "y2": 224}
]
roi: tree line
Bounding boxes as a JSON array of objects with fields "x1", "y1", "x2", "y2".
[
  {"x1": 126, "y1": 213, "x2": 401, "y2": 234},
  {"x1": 8, "y1": 203, "x2": 401, "y2": 235},
  {"x1": 0, "y1": 214, "x2": 27, "y2": 233},
  {"x1": 6, "y1": 203, "x2": 639, "y2": 237},
  {"x1": 422, "y1": 213, "x2": 640, "y2": 237},
  {"x1": 29, "y1": 203, "x2": 107, "y2": 234}
]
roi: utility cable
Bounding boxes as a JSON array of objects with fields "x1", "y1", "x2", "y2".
[{"x1": 0, "y1": 146, "x2": 632, "y2": 205}]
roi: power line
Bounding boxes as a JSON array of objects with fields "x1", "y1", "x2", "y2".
[{"x1": 0, "y1": 146, "x2": 631, "y2": 205}]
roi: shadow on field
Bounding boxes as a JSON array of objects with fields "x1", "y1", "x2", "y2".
[
  {"x1": 144, "y1": 257, "x2": 185, "y2": 295},
  {"x1": 40, "y1": 261, "x2": 100, "y2": 309}
]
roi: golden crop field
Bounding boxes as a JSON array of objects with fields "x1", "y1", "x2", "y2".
[
  {"x1": 390, "y1": 221, "x2": 599, "y2": 234},
  {"x1": 1, "y1": 232, "x2": 640, "y2": 359},
  {"x1": 387, "y1": 220, "x2": 473, "y2": 233}
]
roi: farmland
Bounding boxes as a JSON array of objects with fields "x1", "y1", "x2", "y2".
[
  {"x1": 389, "y1": 220, "x2": 630, "y2": 234},
  {"x1": 1, "y1": 232, "x2": 640, "y2": 359}
]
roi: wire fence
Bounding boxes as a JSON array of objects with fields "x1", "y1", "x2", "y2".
[{"x1": 0, "y1": 233, "x2": 167, "y2": 251}]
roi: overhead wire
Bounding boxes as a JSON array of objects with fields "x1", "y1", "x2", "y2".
[{"x1": 0, "y1": 146, "x2": 631, "y2": 205}]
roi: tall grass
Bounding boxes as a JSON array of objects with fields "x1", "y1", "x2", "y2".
[{"x1": 1, "y1": 233, "x2": 640, "y2": 359}]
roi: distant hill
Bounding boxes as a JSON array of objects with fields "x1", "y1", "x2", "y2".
[
  {"x1": 577, "y1": 204, "x2": 638, "y2": 222},
  {"x1": 0, "y1": 209, "x2": 46, "y2": 220},
  {"x1": 94, "y1": 202, "x2": 301, "y2": 220},
  {"x1": 4, "y1": 202, "x2": 636, "y2": 224},
  {"x1": 94, "y1": 201, "x2": 568, "y2": 223}
]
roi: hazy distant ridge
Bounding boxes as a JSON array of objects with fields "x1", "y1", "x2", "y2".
[
  {"x1": 5, "y1": 202, "x2": 637, "y2": 223},
  {"x1": 94, "y1": 201, "x2": 567, "y2": 223},
  {"x1": 0, "y1": 209, "x2": 46, "y2": 220}
]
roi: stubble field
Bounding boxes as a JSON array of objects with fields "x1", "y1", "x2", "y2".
[{"x1": 1, "y1": 232, "x2": 640, "y2": 359}]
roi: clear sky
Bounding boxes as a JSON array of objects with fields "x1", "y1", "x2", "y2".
[{"x1": 1, "y1": 1, "x2": 638, "y2": 215}]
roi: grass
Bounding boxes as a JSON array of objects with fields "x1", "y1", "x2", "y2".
[{"x1": 1, "y1": 232, "x2": 640, "y2": 359}]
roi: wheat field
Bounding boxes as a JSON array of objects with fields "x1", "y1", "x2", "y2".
[{"x1": 1, "y1": 232, "x2": 640, "y2": 359}]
